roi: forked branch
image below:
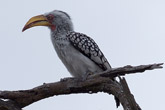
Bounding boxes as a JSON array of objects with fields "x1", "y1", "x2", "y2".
[{"x1": 0, "y1": 63, "x2": 163, "y2": 110}]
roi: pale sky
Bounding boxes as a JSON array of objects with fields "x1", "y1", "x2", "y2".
[{"x1": 0, "y1": 0, "x2": 165, "y2": 110}]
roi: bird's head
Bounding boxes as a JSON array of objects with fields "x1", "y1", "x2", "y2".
[{"x1": 22, "y1": 10, "x2": 73, "y2": 33}]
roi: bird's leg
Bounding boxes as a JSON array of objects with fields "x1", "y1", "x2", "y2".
[{"x1": 82, "y1": 72, "x2": 93, "y2": 81}]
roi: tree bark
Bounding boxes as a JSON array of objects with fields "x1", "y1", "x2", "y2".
[{"x1": 0, "y1": 63, "x2": 163, "y2": 110}]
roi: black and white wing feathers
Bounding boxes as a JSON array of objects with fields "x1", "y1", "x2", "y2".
[{"x1": 67, "y1": 32, "x2": 111, "y2": 71}]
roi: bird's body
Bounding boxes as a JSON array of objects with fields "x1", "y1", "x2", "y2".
[
  {"x1": 52, "y1": 35, "x2": 101, "y2": 77},
  {"x1": 51, "y1": 31, "x2": 110, "y2": 78},
  {"x1": 23, "y1": 10, "x2": 111, "y2": 78}
]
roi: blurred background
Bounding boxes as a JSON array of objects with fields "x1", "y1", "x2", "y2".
[{"x1": 0, "y1": 0, "x2": 164, "y2": 110}]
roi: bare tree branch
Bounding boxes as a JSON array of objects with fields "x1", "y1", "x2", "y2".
[
  {"x1": 92, "y1": 63, "x2": 163, "y2": 78},
  {"x1": 0, "y1": 63, "x2": 163, "y2": 110},
  {"x1": 0, "y1": 99, "x2": 21, "y2": 110},
  {"x1": 118, "y1": 76, "x2": 141, "y2": 110}
]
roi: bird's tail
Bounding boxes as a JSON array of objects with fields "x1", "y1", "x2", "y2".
[{"x1": 114, "y1": 96, "x2": 120, "y2": 108}]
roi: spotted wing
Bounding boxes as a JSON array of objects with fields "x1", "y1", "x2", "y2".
[{"x1": 67, "y1": 32, "x2": 111, "y2": 70}]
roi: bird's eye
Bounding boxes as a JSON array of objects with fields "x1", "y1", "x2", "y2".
[{"x1": 47, "y1": 14, "x2": 54, "y2": 21}]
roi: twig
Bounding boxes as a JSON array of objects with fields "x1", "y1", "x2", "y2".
[{"x1": 92, "y1": 63, "x2": 163, "y2": 78}]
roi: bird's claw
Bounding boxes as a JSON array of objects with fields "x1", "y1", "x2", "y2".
[{"x1": 81, "y1": 72, "x2": 93, "y2": 81}]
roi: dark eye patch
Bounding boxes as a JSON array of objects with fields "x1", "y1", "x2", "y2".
[{"x1": 47, "y1": 14, "x2": 54, "y2": 21}]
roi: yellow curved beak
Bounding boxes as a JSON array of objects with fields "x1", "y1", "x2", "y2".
[{"x1": 22, "y1": 15, "x2": 52, "y2": 32}]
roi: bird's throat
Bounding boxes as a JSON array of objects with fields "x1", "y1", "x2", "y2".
[{"x1": 51, "y1": 25, "x2": 56, "y2": 31}]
